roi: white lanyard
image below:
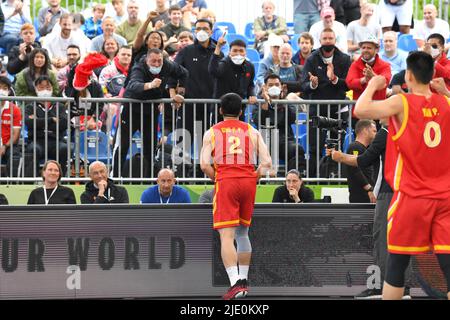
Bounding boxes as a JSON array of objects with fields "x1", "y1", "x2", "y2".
[
  {"x1": 159, "y1": 187, "x2": 172, "y2": 204},
  {"x1": 44, "y1": 186, "x2": 58, "y2": 205}
]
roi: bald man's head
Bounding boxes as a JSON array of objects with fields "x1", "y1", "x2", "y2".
[
  {"x1": 89, "y1": 161, "x2": 109, "y2": 184},
  {"x1": 157, "y1": 168, "x2": 176, "y2": 196},
  {"x1": 424, "y1": 4, "x2": 438, "y2": 25}
]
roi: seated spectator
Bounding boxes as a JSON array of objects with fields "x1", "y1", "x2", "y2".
[
  {"x1": 0, "y1": 5, "x2": 4, "y2": 35},
  {"x1": 272, "y1": 169, "x2": 315, "y2": 203},
  {"x1": 379, "y1": 31, "x2": 407, "y2": 77},
  {"x1": 378, "y1": 0, "x2": 413, "y2": 34},
  {"x1": 44, "y1": 13, "x2": 87, "y2": 71},
  {"x1": 80, "y1": 161, "x2": 129, "y2": 203},
  {"x1": 90, "y1": 17, "x2": 127, "y2": 53},
  {"x1": 256, "y1": 34, "x2": 283, "y2": 87},
  {"x1": 414, "y1": 4, "x2": 449, "y2": 49},
  {"x1": 7, "y1": 23, "x2": 41, "y2": 76},
  {"x1": 37, "y1": 0, "x2": 68, "y2": 37},
  {"x1": 158, "y1": 5, "x2": 190, "y2": 39},
  {"x1": 292, "y1": 32, "x2": 314, "y2": 66},
  {"x1": 346, "y1": 3, "x2": 381, "y2": 59},
  {"x1": 117, "y1": 0, "x2": 152, "y2": 46},
  {"x1": 100, "y1": 38, "x2": 120, "y2": 66},
  {"x1": 197, "y1": 9, "x2": 222, "y2": 42},
  {"x1": 70, "y1": 13, "x2": 92, "y2": 55},
  {"x1": 82, "y1": 3, "x2": 105, "y2": 40},
  {"x1": 24, "y1": 75, "x2": 68, "y2": 177},
  {"x1": 57, "y1": 45, "x2": 81, "y2": 93},
  {"x1": 27, "y1": 160, "x2": 76, "y2": 205},
  {"x1": 0, "y1": 0, "x2": 32, "y2": 53},
  {"x1": 0, "y1": 76, "x2": 22, "y2": 177},
  {"x1": 99, "y1": 45, "x2": 132, "y2": 132},
  {"x1": 198, "y1": 188, "x2": 214, "y2": 203},
  {"x1": 140, "y1": 168, "x2": 192, "y2": 203},
  {"x1": 0, "y1": 193, "x2": 9, "y2": 205},
  {"x1": 253, "y1": 1, "x2": 289, "y2": 56},
  {"x1": 310, "y1": 7, "x2": 348, "y2": 53},
  {"x1": 269, "y1": 43, "x2": 302, "y2": 94},
  {"x1": 424, "y1": 33, "x2": 450, "y2": 91},
  {"x1": 106, "y1": 0, "x2": 127, "y2": 26},
  {"x1": 169, "y1": 30, "x2": 193, "y2": 60},
  {"x1": 15, "y1": 48, "x2": 60, "y2": 97},
  {"x1": 150, "y1": 0, "x2": 171, "y2": 28}
]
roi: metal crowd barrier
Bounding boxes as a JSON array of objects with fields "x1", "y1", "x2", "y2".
[{"x1": 0, "y1": 96, "x2": 356, "y2": 183}]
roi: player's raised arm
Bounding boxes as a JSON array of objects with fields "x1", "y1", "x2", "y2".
[{"x1": 200, "y1": 129, "x2": 215, "y2": 181}]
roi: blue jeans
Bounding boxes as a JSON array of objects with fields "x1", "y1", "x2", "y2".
[
  {"x1": 294, "y1": 12, "x2": 320, "y2": 34},
  {"x1": 0, "y1": 33, "x2": 19, "y2": 54}
]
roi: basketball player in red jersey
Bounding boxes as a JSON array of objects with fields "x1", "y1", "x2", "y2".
[
  {"x1": 354, "y1": 51, "x2": 450, "y2": 300},
  {"x1": 200, "y1": 93, "x2": 272, "y2": 300}
]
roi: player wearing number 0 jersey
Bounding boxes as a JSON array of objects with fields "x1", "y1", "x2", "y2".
[
  {"x1": 201, "y1": 93, "x2": 272, "y2": 300},
  {"x1": 354, "y1": 51, "x2": 450, "y2": 300}
]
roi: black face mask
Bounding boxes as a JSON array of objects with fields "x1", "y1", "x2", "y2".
[{"x1": 322, "y1": 45, "x2": 335, "y2": 53}]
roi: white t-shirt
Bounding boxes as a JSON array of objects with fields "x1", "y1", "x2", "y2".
[
  {"x1": 43, "y1": 33, "x2": 87, "y2": 60},
  {"x1": 310, "y1": 20, "x2": 348, "y2": 53},
  {"x1": 413, "y1": 18, "x2": 450, "y2": 41}
]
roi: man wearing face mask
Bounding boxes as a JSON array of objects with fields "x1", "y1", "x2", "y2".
[
  {"x1": 24, "y1": 75, "x2": 69, "y2": 178},
  {"x1": 209, "y1": 36, "x2": 257, "y2": 122},
  {"x1": 424, "y1": 33, "x2": 450, "y2": 91},
  {"x1": 346, "y1": 34, "x2": 391, "y2": 117},
  {"x1": 300, "y1": 28, "x2": 351, "y2": 176},
  {"x1": 170, "y1": 19, "x2": 222, "y2": 148},
  {"x1": 112, "y1": 47, "x2": 188, "y2": 178}
]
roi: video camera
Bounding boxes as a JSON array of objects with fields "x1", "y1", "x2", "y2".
[{"x1": 311, "y1": 116, "x2": 347, "y2": 130}]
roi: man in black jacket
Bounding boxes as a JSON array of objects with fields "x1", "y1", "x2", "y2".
[
  {"x1": 172, "y1": 18, "x2": 223, "y2": 145},
  {"x1": 24, "y1": 75, "x2": 69, "y2": 177},
  {"x1": 209, "y1": 37, "x2": 257, "y2": 122},
  {"x1": 300, "y1": 28, "x2": 351, "y2": 176},
  {"x1": 7, "y1": 23, "x2": 41, "y2": 76},
  {"x1": 112, "y1": 48, "x2": 188, "y2": 177},
  {"x1": 81, "y1": 161, "x2": 129, "y2": 203}
]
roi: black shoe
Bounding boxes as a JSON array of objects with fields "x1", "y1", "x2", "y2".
[
  {"x1": 240, "y1": 279, "x2": 249, "y2": 297},
  {"x1": 402, "y1": 287, "x2": 411, "y2": 299},
  {"x1": 354, "y1": 288, "x2": 383, "y2": 299}
]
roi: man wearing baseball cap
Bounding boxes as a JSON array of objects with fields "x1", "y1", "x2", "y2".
[
  {"x1": 309, "y1": 7, "x2": 348, "y2": 53},
  {"x1": 346, "y1": 34, "x2": 391, "y2": 117}
]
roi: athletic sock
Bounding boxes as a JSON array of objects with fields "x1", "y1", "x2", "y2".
[
  {"x1": 239, "y1": 265, "x2": 249, "y2": 280},
  {"x1": 226, "y1": 266, "x2": 239, "y2": 286}
]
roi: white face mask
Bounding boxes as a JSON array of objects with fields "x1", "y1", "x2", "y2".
[
  {"x1": 231, "y1": 55, "x2": 245, "y2": 65},
  {"x1": 149, "y1": 65, "x2": 162, "y2": 75},
  {"x1": 322, "y1": 56, "x2": 333, "y2": 64},
  {"x1": 0, "y1": 89, "x2": 9, "y2": 97},
  {"x1": 267, "y1": 86, "x2": 281, "y2": 97},
  {"x1": 431, "y1": 47, "x2": 441, "y2": 58},
  {"x1": 196, "y1": 30, "x2": 210, "y2": 42},
  {"x1": 36, "y1": 90, "x2": 52, "y2": 98},
  {"x1": 361, "y1": 56, "x2": 376, "y2": 64}
]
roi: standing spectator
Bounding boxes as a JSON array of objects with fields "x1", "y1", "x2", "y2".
[
  {"x1": 344, "y1": 119, "x2": 377, "y2": 203},
  {"x1": 300, "y1": 28, "x2": 351, "y2": 175},
  {"x1": 272, "y1": 169, "x2": 315, "y2": 203},
  {"x1": 253, "y1": 1, "x2": 289, "y2": 56},
  {"x1": 379, "y1": 31, "x2": 407, "y2": 77},
  {"x1": 57, "y1": 44, "x2": 81, "y2": 92},
  {"x1": 172, "y1": 19, "x2": 219, "y2": 143},
  {"x1": 0, "y1": 0, "x2": 32, "y2": 53},
  {"x1": 82, "y1": 3, "x2": 106, "y2": 40},
  {"x1": 44, "y1": 13, "x2": 87, "y2": 70},
  {"x1": 14, "y1": 48, "x2": 60, "y2": 97},
  {"x1": 140, "y1": 168, "x2": 191, "y2": 203},
  {"x1": 37, "y1": 0, "x2": 68, "y2": 37},
  {"x1": 292, "y1": 32, "x2": 314, "y2": 66},
  {"x1": 330, "y1": 0, "x2": 361, "y2": 25},
  {"x1": 378, "y1": 0, "x2": 413, "y2": 34},
  {"x1": 309, "y1": 7, "x2": 348, "y2": 53},
  {"x1": 27, "y1": 160, "x2": 76, "y2": 205},
  {"x1": 0, "y1": 76, "x2": 22, "y2": 177},
  {"x1": 24, "y1": 75, "x2": 69, "y2": 177},
  {"x1": 159, "y1": 5, "x2": 190, "y2": 39},
  {"x1": 424, "y1": 33, "x2": 450, "y2": 91},
  {"x1": 256, "y1": 34, "x2": 283, "y2": 87},
  {"x1": 150, "y1": 0, "x2": 170, "y2": 27},
  {"x1": 90, "y1": 17, "x2": 127, "y2": 53},
  {"x1": 117, "y1": 0, "x2": 152, "y2": 46},
  {"x1": 106, "y1": 0, "x2": 127, "y2": 26},
  {"x1": 346, "y1": 3, "x2": 381, "y2": 59},
  {"x1": 112, "y1": 48, "x2": 188, "y2": 177},
  {"x1": 346, "y1": 35, "x2": 391, "y2": 111},
  {"x1": 293, "y1": 0, "x2": 324, "y2": 34},
  {"x1": 7, "y1": 23, "x2": 41, "y2": 76},
  {"x1": 209, "y1": 37, "x2": 257, "y2": 121},
  {"x1": 413, "y1": 4, "x2": 449, "y2": 49},
  {"x1": 80, "y1": 161, "x2": 129, "y2": 204}
]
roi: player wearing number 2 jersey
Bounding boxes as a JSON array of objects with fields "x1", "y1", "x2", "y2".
[
  {"x1": 201, "y1": 93, "x2": 272, "y2": 300},
  {"x1": 354, "y1": 51, "x2": 450, "y2": 300}
]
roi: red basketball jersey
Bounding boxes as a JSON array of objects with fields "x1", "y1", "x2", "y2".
[
  {"x1": 385, "y1": 93, "x2": 450, "y2": 199},
  {"x1": 210, "y1": 119, "x2": 257, "y2": 181}
]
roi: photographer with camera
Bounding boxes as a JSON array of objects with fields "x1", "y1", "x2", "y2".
[{"x1": 7, "y1": 23, "x2": 41, "y2": 76}]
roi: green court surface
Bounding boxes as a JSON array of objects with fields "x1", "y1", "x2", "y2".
[{"x1": 0, "y1": 184, "x2": 347, "y2": 205}]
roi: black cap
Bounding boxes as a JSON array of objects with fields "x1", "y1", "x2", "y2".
[{"x1": 0, "y1": 76, "x2": 12, "y2": 88}]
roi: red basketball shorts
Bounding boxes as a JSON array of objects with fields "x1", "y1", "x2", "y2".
[
  {"x1": 387, "y1": 191, "x2": 450, "y2": 254},
  {"x1": 212, "y1": 177, "x2": 257, "y2": 230}
]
